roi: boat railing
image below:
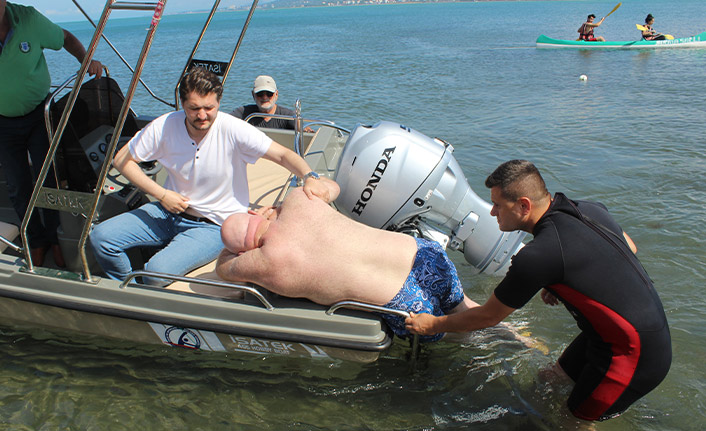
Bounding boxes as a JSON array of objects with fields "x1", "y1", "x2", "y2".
[
  {"x1": 45, "y1": 73, "x2": 77, "y2": 142},
  {"x1": 120, "y1": 270, "x2": 275, "y2": 310},
  {"x1": 327, "y1": 301, "x2": 421, "y2": 359},
  {"x1": 0, "y1": 234, "x2": 22, "y2": 255},
  {"x1": 23, "y1": 0, "x2": 170, "y2": 278},
  {"x1": 173, "y1": 0, "x2": 261, "y2": 110},
  {"x1": 241, "y1": 113, "x2": 331, "y2": 130},
  {"x1": 24, "y1": 0, "x2": 263, "y2": 281},
  {"x1": 70, "y1": 0, "x2": 175, "y2": 109},
  {"x1": 242, "y1": 99, "x2": 349, "y2": 161}
]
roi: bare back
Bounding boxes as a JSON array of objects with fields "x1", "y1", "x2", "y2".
[{"x1": 231, "y1": 188, "x2": 418, "y2": 305}]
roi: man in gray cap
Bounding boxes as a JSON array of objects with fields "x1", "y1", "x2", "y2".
[{"x1": 231, "y1": 75, "x2": 308, "y2": 130}]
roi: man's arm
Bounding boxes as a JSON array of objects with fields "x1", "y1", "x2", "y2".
[
  {"x1": 262, "y1": 141, "x2": 331, "y2": 201},
  {"x1": 216, "y1": 248, "x2": 267, "y2": 283},
  {"x1": 405, "y1": 293, "x2": 515, "y2": 335},
  {"x1": 589, "y1": 17, "x2": 605, "y2": 28},
  {"x1": 62, "y1": 29, "x2": 103, "y2": 78},
  {"x1": 112, "y1": 145, "x2": 189, "y2": 213}
]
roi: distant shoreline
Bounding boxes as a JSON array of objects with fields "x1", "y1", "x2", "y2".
[{"x1": 176, "y1": 0, "x2": 524, "y2": 15}]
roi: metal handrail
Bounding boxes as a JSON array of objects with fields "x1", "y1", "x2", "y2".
[
  {"x1": 45, "y1": 73, "x2": 78, "y2": 140},
  {"x1": 77, "y1": 0, "x2": 168, "y2": 281},
  {"x1": 0, "y1": 235, "x2": 22, "y2": 255},
  {"x1": 294, "y1": 99, "x2": 303, "y2": 156},
  {"x1": 174, "y1": 0, "x2": 220, "y2": 109},
  {"x1": 21, "y1": 1, "x2": 114, "y2": 272},
  {"x1": 221, "y1": 0, "x2": 260, "y2": 89},
  {"x1": 303, "y1": 122, "x2": 350, "y2": 135},
  {"x1": 326, "y1": 300, "x2": 421, "y2": 358},
  {"x1": 21, "y1": 0, "x2": 168, "y2": 276},
  {"x1": 174, "y1": 0, "x2": 260, "y2": 109},
  {"x1": 110, "y1": 1, "x2": 162, "y2": 10},
  {"x1": 70, "y1": 0, "x2": 175, "y2": 109},
  {"x1": 241, "y1": 113, "x2": 336, "y2": 130},
  {"x1": 119, "y1": 270, "x2": 275, "y2": 310},
  {"x1": 326, "y1": 301, "x2": 411, "y2": 318}
]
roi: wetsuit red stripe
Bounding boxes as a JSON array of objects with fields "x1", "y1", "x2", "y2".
[{"x1": 551, "y1": 284, "x2": 642, "y2": 420}]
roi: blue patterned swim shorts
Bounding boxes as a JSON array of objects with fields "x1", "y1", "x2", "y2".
[{"x1": 381, "y1": 237, "x2": 465, "y2": 342}]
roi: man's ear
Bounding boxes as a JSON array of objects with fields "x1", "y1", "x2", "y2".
[{"x1": 518, "y1": 196, "x2": 532, "y2": 216}]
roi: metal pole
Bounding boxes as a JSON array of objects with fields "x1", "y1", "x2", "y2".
[
  {"x1": 77, "y1": 0, "x2": 169, "y2": 281},
  {"x1": 20, "y1": 0, "x2": 114, "y2": 272}
]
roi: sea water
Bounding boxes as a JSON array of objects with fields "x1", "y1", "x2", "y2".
[{"x1": 4, "y1": 1, "x2": 705, "y2": 429}]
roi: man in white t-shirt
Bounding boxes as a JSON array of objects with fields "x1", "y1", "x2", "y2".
[{"x1": 89, "y1": 67, "x2": 329, "y2": 286}]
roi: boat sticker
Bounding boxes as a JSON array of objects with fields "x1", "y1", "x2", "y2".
[
  {"x1": 148, "y1": 323, "x2": 226, "y2": 351},
  {"x1": 189, "y1": 59, "x2": 229, "y2": 76},
  {"x1": 229, "y1": 335, "x2": 298, "y2": 356},
  {"x1": 228, "y1": 335, "x2": 332, "y2": 359}
]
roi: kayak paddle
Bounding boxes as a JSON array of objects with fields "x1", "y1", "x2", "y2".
[
  {"x1": 604, "y1": 3, "x2": 622, "y2": 19},
  {"x1": 636, "y1": 24, "x2": 675, "y2": 40}
]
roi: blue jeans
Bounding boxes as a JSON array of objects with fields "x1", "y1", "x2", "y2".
[{"x1": 89, "y1": 202, "x2": 223, "y2": 286}]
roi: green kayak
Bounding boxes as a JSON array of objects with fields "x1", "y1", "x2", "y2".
[{"x1": 536, "y1": 31, "x2": 706, "y2": 49}]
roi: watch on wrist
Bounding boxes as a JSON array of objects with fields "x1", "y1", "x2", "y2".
[
  {"x1": 304, "y1": 171, "x2": 320, "y2": 180},
  {"x1": 298, "y1": 171, "x2": 320, "y2": 186}
]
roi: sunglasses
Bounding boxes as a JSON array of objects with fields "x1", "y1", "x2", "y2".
[{"x1": 255, "y1": 91, "x2": 274, "y2": 98}]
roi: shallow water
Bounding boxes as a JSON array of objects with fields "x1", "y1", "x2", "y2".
[{"x1": 9, "y1": 0, "x2": 706, "y2": 429}]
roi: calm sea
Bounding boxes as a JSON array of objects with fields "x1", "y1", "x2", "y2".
[{"x1": 4, "y1": 0, "x2": 704, "y2": 429}]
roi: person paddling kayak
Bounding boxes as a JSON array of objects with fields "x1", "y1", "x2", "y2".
[
  {"x1": 641, "y1": 14, "x2": 666, "y2": 40},
  {"x1": 578, "y1": 14, "x2": 606, "y2": 41}
]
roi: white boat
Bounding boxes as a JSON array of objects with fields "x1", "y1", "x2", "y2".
[{"x1": 0, "y1": 0, "x2": 525, "y2": 363}]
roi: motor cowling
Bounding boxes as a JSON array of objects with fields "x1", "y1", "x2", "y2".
[{"x1": 334, "y1": 121, "x2": 525, "y2": 275}]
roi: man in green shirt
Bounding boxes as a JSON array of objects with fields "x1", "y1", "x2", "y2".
[{"x1": 0, "y1": 0, "x2": 102, "y2": 266}]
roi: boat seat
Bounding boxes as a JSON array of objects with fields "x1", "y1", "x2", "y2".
[
  {"x1": 0, "y1": 221, "x2": 19, "y2": 253},
  {"x1": 166, "y1": 157, "x2": 292, "y2": 298}
]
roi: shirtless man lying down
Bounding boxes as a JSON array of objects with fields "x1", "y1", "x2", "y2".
[{"x1": 216, "y1": 177, "x2": 478, "y2": 342}]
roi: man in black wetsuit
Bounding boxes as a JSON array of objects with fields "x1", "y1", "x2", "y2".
[{"x1": 406, "y1": 159, "x2": 671, "y2": 421}]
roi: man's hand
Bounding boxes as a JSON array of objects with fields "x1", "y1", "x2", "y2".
[
  {"x1": 541, "y1": 288, "x2": 559, "y2": 306},
  {"x1": 160, "y1": 190, "x2": 190, "y2": 214},
  {"x1": 87, "y1": 59, "x2": 103, "y2": 78},
  {"x1": 405, "y1": 312, "x2": 439, "y2": 336},
  {"x1": 303, "y1": 177, "x2": 331, "y2": 202}
]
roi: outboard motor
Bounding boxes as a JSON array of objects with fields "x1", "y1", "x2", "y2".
[{"x1": 334, "y1": 121, "x2": 526, "y2": 275}]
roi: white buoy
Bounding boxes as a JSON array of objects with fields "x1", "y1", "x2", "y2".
[{"x1": 579, "y1": 74, "x2": 588, "y2": 81}]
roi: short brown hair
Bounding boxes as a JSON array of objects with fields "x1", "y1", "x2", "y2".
[
  {"x1": 179, "y1": 67, "x2": 223, "y2": 102},
  {"x1": 485, "y1": 159, "x2": 550, "y2": 202}
]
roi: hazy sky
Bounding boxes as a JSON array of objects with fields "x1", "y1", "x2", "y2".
[{"x1": 20, "y1": 0, "x2": 252, "y2": 23}]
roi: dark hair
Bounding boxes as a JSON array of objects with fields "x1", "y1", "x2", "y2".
[
  {"x1": 645, "y1": 14, "x2": 654, "y2": 24},
  {"x1": 587, "y1": 14, "x2": 596, "y2": 20},
  {"x1": 485, "y1": 159, "x2": 550, "y2": 202},
  {"x1": 178, "y1": 67, "x2": 223, "y2": 103}
]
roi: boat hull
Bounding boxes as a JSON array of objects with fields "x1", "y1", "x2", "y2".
[
  {"x1": 536, "y1": 32, "x2": 706, "y2": 49},
  {"x1": 0, "y1": 257, "x2": 390, "y2": 363}
]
